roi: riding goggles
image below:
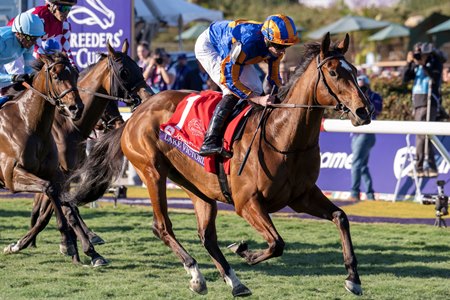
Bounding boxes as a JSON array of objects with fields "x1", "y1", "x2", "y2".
[
  {"x1": 270, "y1": 42, "x2": 290, "y2": 51},
  {"x1": 57, "y1": 4, "x2": 73, "y2": 13},
  {"x1": 22, "y1": 34, "x2": 39, "y2": 42}
]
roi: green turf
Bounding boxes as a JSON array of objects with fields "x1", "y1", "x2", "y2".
[{"x1": 1, "y1": 199, "x2": 450, "y2": 300}]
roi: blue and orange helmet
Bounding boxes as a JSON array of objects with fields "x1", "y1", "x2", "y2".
[{"x1": 261, "y1": 14, "x2": 299, "y2": 46}]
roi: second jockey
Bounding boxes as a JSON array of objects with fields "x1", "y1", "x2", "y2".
[{"x1": 195, "y1": 14, "x2": 299, "y2": 158}]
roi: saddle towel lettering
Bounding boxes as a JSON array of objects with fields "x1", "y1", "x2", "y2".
[{"x1": 159, "y1": 90, "x2": 251, "y2": 173}]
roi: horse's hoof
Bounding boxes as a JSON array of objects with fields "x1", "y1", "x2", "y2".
[
  {"x1": 189, "y1": 279, "x2": 208, "y2": 295},
  {"x1": 227, "y1": 241, "x2": 248, "y2": 254},
  {"x1": 89, "y1": 235, "x2": 105, "y2": 245},
  {"x1": 59, "y1": 243, "x2": 77, "y2": 256},
  {"x1": 345, "y1": 280, "x2": 363, "y2": 296},
  {"x1": 232, "y1": 283, "x2": 252, "y2": 297},
  {"x1": 3, "y1": 243, "x2": 17, "y2": 254},
  {"x1": 91, "y1": 256, "x2": 109, "y2": 267}
]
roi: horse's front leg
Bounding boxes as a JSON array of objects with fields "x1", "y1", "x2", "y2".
[
  {"x1": 189, "y1": 193, "x2": 251, "y2": 297},
  {"x1": 3, "y1": 166, "x2": 77, "y2": 259},
  {"x1": 288, "y1": 184, "x2": 362, "y2": 296},
  {"x1": 4, "y1": 195, "x2": 53, "y2": 254},
  {"x1": 135, "y1": 162, "x2": 205, "y2": 295},
  {"x1": 230, "y1": 196, "x2": 285, "y2": 265}
]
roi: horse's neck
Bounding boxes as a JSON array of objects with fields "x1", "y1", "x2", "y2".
[
  {"x1": 72, "y1": 61, "x2": 110, "y2": 136},
  {"x1": 270, "y1": 64, "x2": 323, "y2": 151},
  {"x1": 19, "y1": 87, "x2": 56, "y2": 136}
]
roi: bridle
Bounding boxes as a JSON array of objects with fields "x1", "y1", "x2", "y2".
[
  {"x1": 268, "y1": 54, "x2": 350, "y2": 114},
  {"x1": 262, "y1": 53, "x2": 355, "y2": 155},
  {"x1": 24, "y1": 59, "x2": 78, "y2": 113},
  {"x1": 77, "y1": 54, "x2": 150, "y2": 107},
  {"x1": 107, "y1": 54, "x2": 146, "y2": 105}
]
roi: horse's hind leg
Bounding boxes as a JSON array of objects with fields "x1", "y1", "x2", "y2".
[
  {"x1": 61, "y1": 204, "x2": 108, "y2": 267},
  {"x1": 288, "y1": 185, "x2": 362, "y2": 296},
  {"x1": 136, "y1": 164, "x2": 206, "y2": 295},
  {"x1": 72, "y1": 205, "x2": 105, "y2": 245},
  {"x1": 230, "y1": 197, "x2": 285, "y2": 265},
  {"x1": 188, "y1": 193, "x2": 251, "y2": 297}
]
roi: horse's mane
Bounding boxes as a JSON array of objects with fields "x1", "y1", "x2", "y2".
[
  {"x1": 79, "y1": 53, "x2": 107, "y2": 80},
  {"x1": 278, "y1": 41, "x2": 339, "y2": 101},
  {"x1": 31, "y1": 52, "x2": 71, "y2": 71}
]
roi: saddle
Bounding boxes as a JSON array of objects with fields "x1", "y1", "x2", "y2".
[{"x1": 160, "y1": 90, "x2": 253, "y2": 174}]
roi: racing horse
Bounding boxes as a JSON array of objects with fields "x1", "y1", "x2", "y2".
[
  {"x1": 64, "y1": 33, "x2": 371, "y2": 296},
  {"x1": 0, "y1": 53, "x2": 84, "y2": 259},
  {"x1": 4, "y1": 41, "x2": 147, "y2": 266}
]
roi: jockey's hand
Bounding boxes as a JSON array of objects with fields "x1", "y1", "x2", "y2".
[
  {"x1": 249, "y1": 94, "x2": 275, "y2": 107},
  {"x1": 12, "y1": 74, "x2": 30, "y2": 83}
]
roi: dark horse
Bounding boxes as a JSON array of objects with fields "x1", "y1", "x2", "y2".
[
  {"x1": 0, "y1": 53, "x2": 84, "y2": 257},
  {"x1": 3, "y1": 41, "x2": 147, "y2": 266},
  {"x1": 64, "y1": 33, "x2": 371, "y2": 296}
]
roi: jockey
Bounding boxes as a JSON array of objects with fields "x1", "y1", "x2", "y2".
[
  {"x1": 7, "y1": 0, "x2": 77, "y2": 69},
  {"x1": 0, "y1": 12, "x2": 45, "y2": 92},
  {"x1": 195, "y1": 14, "x2": 299, "y2": 158}
]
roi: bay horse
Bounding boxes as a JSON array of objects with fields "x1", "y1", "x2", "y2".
[
  {"x1": 4, "y1": 41, "x2": 148, "y2": 267},
  {"x1": 64, "y1": 33, "x2": 371, "y2": 296},
  {"x1": 0, "y1": 53, "x2": 84, "y2": 259}
]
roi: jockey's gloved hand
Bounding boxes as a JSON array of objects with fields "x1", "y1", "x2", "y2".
[{"x1": 12, "y1": 74, "x2": 31, "y2": 83}]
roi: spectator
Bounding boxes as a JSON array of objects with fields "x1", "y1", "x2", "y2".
[
  {"x1": 142, "y1": 47, "x2": 175, "y2": 93},
  {"x1": 349, "y1": 75, "x2": 383, "y2": 201},
  {"x1": 403, "y1": 42, "x2": 442, "y2": 178},
  {"x1": 0, "y1": 12, "x2": 45, "y2": 102},
  {"x1": 194, "y1": 14, "x2": 299, "y2": 157},
  {"x1": 136, "y1": 41, "x2": 152, "y2": 86},
  {"x1": 171, "y1": 53, "x2": 191, "y2": 90}
]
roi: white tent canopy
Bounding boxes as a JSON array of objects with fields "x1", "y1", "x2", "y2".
[{"x1": 143, "y1": 0, "x2": 223, "y2": 27}]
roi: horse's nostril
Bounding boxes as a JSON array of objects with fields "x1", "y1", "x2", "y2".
[{"x1": 355, "y1": 107, "x2": 369, "y2": 120}]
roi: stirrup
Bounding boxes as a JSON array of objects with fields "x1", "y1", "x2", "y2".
[{"x1": 199, "y1": 146, "x2": 232, "y2": 158}]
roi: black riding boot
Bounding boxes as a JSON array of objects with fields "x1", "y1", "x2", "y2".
[{"x1": 199, "y1": 94, "x2": 238, "y2": 158}]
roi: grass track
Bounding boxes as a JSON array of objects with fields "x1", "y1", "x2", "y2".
[{"x1": 1, "y1": 198, "x2": 450, "y2": 300}]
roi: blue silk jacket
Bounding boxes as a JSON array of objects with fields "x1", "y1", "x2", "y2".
[
  {"x1": 208, "y1": 20, "x2": 282, "y2": 98},
  {"x1": 0, "y1": 26, "x2": 35, "y2": 88}
]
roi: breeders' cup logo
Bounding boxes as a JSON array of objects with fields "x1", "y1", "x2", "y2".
[
  {"x1": 69, "y1": 0, "x2": 115, "y2": 30},
  {"x1": 68, "y1": 0, "x2": 125, "y2": 68},
  {"x1": 188, "y1": 119, "x2": 205, "y2": 137}
]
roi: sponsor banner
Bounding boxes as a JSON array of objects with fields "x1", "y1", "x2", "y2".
[
  {"x1": 317, "y1": 132, "x2": 450, "y2": 199},
  {"x1": 38, "y1": 0, "x2": 133, "y2": 69}
]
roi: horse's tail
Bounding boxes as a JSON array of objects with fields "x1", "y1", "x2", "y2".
[{"x1": 63, "y1": 124, "x2": 126, "y2": 206}]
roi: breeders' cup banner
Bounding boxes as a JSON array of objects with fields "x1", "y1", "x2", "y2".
[
  {"x1": 318, "y1": 132, "x2": 450, "y2": 200},
  {"x1": 38, "y1": 0, "x2": 132, "y2": 69}
]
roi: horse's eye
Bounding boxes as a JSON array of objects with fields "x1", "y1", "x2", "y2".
[
  {"x1": 329, "y1": 70, "x2": 337, "y2": 77},
  {"x1": 120, "y1": 70, "x2": 129, "y2": 80}
]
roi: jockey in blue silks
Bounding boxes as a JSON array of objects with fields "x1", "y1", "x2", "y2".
[
  {"x1": 195, "y1": 14, "x2": 299, "y2": 158},
  {"x1": 0, "y1": 12, "x2": 45, "y2": 93}
]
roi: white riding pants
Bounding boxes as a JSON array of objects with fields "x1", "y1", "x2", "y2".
[{"x1": 195, "y1": 29, "x2": 263, "y2": 97}]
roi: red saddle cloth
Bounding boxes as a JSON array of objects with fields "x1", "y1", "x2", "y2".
[{"x1": 159, "y1": 90, "x2": 251, "y2": 174}]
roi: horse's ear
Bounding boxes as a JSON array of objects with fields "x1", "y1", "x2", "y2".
[
  {"x1": 107, "y1": 40, "x2": 117, "y2": 57},
  {"x1": 121, "y1": 39, "x2": 129, "y2": 54},
  {"x1": 321, "y1": 32, "x2": 331, "y2": 58},
  {"x1": 337, "y1": 33, "x2": 350, "y2": 54}
]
